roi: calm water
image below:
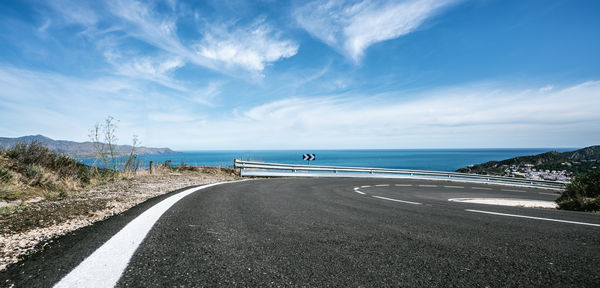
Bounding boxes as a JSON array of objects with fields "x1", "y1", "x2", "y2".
[{"x1": 78, "y1": 148, "x2": 576, "y2": 172}]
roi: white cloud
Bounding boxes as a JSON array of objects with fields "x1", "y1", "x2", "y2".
[
  {"x1": 194, "y1": 19, "x2": 298, "y2": 73},
  {"x1": 182, "y1": 81, "x2": 600, "y2": 149},
  {"x1": 2, "y1": 69, "x2": 599, "y2": 150},
  {"x1": 106, "y1": 0, "x2": 296, "y2": 76},
  {"x1": 0, "y1": 65, "x2": 206, "y2": 144},
  {"x1": 45, "y1": 0, "x2": 297, "y2": 77},
  {"x1": 46, "y1": 0, "x2": 99, "y2": 27},
  {"x1": 539, "y1": 85, "x2": 554, "y2": 93},
  {"x1": 104, "y1": 50, "x2": 186, "y2": 91},
  {"x1": 295, "y1": 0, "x2": 458, "y2": 61},
  {"x1": 147, "y1": 112, "x2": 195, "y2": 123},
  {"x1": 190, "y1": 81, "x2": 222, "y2": 105},
  {"x1": 37, "y1": 19, "x2": 52, "y2": 33}
]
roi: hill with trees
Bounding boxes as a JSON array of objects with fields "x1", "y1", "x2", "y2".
[{"x1": 456, "y1": 146, "x2": 600, "y2": 181}]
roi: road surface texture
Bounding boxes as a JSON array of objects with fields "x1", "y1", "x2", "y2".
[{"x1": 2, "y1": 178, "x2": 599, "y2": 287}]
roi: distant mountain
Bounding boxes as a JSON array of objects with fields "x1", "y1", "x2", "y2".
[
  {"x1": 456, "y1": 145, "x2": 600, "y2": 181},
  {"x1": 0, "y1": 135, "x2": 176, "y2": 157}
]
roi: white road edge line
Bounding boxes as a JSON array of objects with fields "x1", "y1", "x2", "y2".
[
  {"x1": 375, "y1": 184, "x2": 390, "y2": 187},
  {"x1": 465, "y1": 209, "x2": 600, "y2": 227},
  {"x1": 472, "y1": 187, "x2": 492, "y2": 190},
  {"x1": 54, "y1": 180, "x2": 246, "y2": 288},
  {"x1": 502, "y1": 189, "x2": 526, "y2": 193},
  {"x1": 444, "y1": 186, "x2": 464, "y2": 189},
  {"x1": 372, "y1": 195, "x2": 422, "y2": 205}
]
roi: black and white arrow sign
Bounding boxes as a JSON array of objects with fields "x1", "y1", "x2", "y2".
[{"x1": 302, "y1": 154, "x2": 316, "y2": 161}]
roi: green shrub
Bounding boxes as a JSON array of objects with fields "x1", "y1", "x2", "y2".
[
  {"x1": 6, "y1": 141, "x2": 96, "y2": 184},
  {"x1": 23, "y1": 164, "x2": 47, "y2": 186},
  {"x1": 6, "y1": 141, "x2": 55, "y2": 168},
  {"x1": 0, "y1": 167, "x2": 13, "y2": 183},
  {"x1": 556, "y1": 170, "x2": 600, "y2": 211}
]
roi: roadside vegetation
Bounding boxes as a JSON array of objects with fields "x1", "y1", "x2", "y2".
[
  {"x1": 0, "y1": 141, "x2": 107, "y2": 207},
  {"x1": 88, "y1": 116, "x2": 141, "y2": 175},
  {"x1": 0, "y1": 116, "x2": 241, "y2": 271},
  {"x1": 0, "y1": 116, "x2": 239, "y2": 215},
  {"x1": 556, "y1": 170, "x2": 600, "y2": 212}
]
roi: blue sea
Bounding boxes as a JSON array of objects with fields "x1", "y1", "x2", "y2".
[{"x1": 78, "y1": 148, "x2": 576, "y2": 172}]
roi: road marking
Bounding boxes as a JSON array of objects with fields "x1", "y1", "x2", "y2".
[
  {"x1": 472, "y1": 187, "x2": 492, "y2": 190},
  {"x1": 465, "y1": 209, "x2": 600, "y2": 227},
  {"x1": 361, "y1": 185, "x2": 371, "y2": 188},
  {"x1": 375, "y1": 184, "x2": 390, "y2": 187},
  {"x1": 54, "y1": 180, "x2": 245, "y2": 288},
  {"x1": 353, "y1": 187, "x2": 359, "y2": 190},
  {"x1": 394, "y1": 184, "x2": 412, "y2": 187},
  {"x1": 444, "y1": 185, "x2": 464, "y2": 189},
  {"x1": 419, "y1": 184, "x2": 437, "y2": 187},
  {"x1": 539, "y1": 192, "x2": 559, "y2": 196},
  {"x1": 355, "y1": 190, "x2": 366, "y2": 195},
  {"x1": 502, "y1": 189, "x2": 526, "y2": 193},
  {"x1": 372, "y1": 195, "x2": 422, "y2": 205}
]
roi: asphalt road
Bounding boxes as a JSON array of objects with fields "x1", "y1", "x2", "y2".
[{"x1": 2, "y1": 178, "x2": 600, "y2": 287}]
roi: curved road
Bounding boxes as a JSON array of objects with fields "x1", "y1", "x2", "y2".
[{"x1": 2, "y1": 178, "x2": 599, "y2": 287}]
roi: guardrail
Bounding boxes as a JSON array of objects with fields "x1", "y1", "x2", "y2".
[{"x1": 234, "y1": 159, "x2": 567, "y2": 190}]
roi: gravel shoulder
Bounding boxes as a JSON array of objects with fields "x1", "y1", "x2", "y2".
[{"x1": 0, "y1": 167, "x2": 238, "y2": 271}]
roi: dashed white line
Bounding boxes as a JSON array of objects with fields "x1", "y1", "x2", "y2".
[
  {"x1": 361, "y1": 185, "x2": 371, "y2": 188},
  {"x1": 354, "y1": 190, "x2": 366, "y2": 195},
  {"x1": 465, "y1": 209, "x2": 600, "y2": 227},
  {"x1": 472, "y1": 187, "x2": 492, "y2": 190},
  {"x1": 502, "y1": 189, "x2": 526, "y2": 193},
  {"x1": 394, "y1": 184, "x2": 413, "y2": 187},
  {"x1": 419, "y1": 184, "x2": 438, "y2": 187},
  {"x1": 372, "y1": 195, "x2": 422, "y2": 205},
  {"x1": 375, "y1": 184, "x2": 390, "y2": 187},
  {"x1": 444, "y1": 185, "x2": 464, "y2": 189}
]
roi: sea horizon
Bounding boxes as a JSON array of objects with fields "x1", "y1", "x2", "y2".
[{"x1": 78, "y1": 147, "x2": 578, "y2": 172}]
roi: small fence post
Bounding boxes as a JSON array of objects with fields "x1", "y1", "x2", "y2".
[{"x1": 149, "y1": 161, "x2": 154, "y2": 174}]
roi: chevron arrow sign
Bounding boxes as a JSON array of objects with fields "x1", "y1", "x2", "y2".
[{"x1": 302, "y1": 154, "x2": 316, "y2": 161}]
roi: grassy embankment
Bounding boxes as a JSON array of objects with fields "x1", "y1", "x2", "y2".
[
  {"x1": 0, "y1": 141, "x2": 235, "y2": 214},
  {"x1": 0, "y1": 142, "x2": 106, "y2": 212}
]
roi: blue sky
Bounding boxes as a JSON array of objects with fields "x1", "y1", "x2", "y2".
[{"x1": 0, "y1": 0, "x2": 599, "y2": 150}]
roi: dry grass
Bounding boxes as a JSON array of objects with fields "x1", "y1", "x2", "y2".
[
  {"x1": 0, "y1": 141, "x2": 243, "y2": 270},
  {"x1": 0, "y1": 163, "x2": 239, "y2": 270}
]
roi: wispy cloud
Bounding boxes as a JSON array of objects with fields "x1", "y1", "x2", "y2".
[
  {"x1": 1, "y1": 62, "x2": 599, "y2": 149},
  {"x1": 0, "y1": 65, "x2": 205, "y2": 142},
  {"x1": 188, "y1": 81, "x2": 600, "y2": 149},
  {"x1": 195, "y1": 18, "x2": 298, "y2": 74},
  {"x1": 295, "y1": 0, "x2": 459, "y2": 62},
  {"x1": 44, "y1": 0, "x2": 297, "y2": 79},
  {"x1": 46, "y1": 0, "x2": 99, "y2": 27},
  {"x1": 189, "y1": 81, "x2": 223, "y2": 106},
  {"x1": 104, "y1": 50, "x2": 186, "y2": 90},
  {"x1": 107, "y1": 0, "x2": 297, "y2": 76}
]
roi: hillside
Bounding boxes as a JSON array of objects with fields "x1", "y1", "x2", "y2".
[
  {"x1": 0, "y1": 135, "x2": 175, "y2": 157},
  {"x1": 456, "y1": 146, "x2": 600, "y2": 181}
]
